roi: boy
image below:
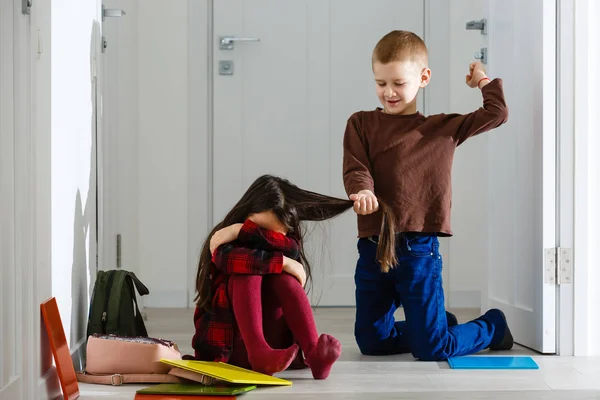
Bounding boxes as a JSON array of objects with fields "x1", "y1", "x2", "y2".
[{"x1": 343, "y1": 30, "x2": 512, "y2": 360}]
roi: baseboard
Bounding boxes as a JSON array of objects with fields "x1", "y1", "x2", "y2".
[
  {"x1": 448, "y1": 290, "x2": 481, "y2": 309},
  {"x1": 144, "y1": 289, "x2": 188, "y2": 308},
  {"x1": 38, "y1": 366, "x2": 61, "y2": 400}
]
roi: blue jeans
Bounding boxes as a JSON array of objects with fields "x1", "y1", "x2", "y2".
[{"x1": 354, "y1": 233, "x2": 506, "y2": 360}]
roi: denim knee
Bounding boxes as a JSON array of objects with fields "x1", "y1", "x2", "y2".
[{"x1": 354, "y1": 327, "x2": 401, "y2": 356}]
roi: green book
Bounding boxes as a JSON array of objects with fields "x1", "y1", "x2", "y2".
[{"x1": 136, "y1": 383, "x2": 257, "y2": 396}]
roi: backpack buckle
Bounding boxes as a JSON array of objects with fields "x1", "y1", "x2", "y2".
[{"x1": 110, "y1": 374, "x2": 123, "y2": 386}]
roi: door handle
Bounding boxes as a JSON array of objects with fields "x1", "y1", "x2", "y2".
[
  {"x1": 102, "y1": 5, "x2": 126, "y2": 20},
  {"x1": 219, "y1": 36, "x2": 261, "y2": 50},
  {"x1": 474, "y1": 48, "x2": 488, "y2": 64},
  {"x1": 466, "y1": 19, "x2": 487, "y2": 35},
  {"x1": 101, "y1": 5, "x2": 126, "y2": 53}
]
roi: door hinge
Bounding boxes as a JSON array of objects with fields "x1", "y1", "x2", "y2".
[{"x1": 544, "y1": 247, "x2": 572, "y2": 285}]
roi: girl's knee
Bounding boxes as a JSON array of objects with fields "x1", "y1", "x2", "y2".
[
  {"x1": 268, "y1": 273, "x2": 300, "y2": 287},
  {"x1": 230, "y1": 274, "x2": 261, "y2": 284}
]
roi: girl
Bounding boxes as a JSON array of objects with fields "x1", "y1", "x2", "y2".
[{"x1": 190, "y1": 175, "x2": 396, "y2": 379}]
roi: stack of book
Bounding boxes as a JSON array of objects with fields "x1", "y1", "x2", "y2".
[{"x1": 134, "y1": 359, "x2": 292, "y2": 399}]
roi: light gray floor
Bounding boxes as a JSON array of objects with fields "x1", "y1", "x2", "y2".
[{"x1": 78, "y1": 308, "x2": 600, "y2": 400}]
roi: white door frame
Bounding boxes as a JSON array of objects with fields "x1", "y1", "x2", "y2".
[
  {"x1": 31, "y1": 0, "x2": 55, "y2": 394},
  {"x1": 552, "y1": 0, "x2": 600, "y2": 357},
  {"x1": 187, "y1": 0, "x2": 212, "y2": 307},
  {"x1": 556, "y1": 0, "x2": 575, "y2": 357}
]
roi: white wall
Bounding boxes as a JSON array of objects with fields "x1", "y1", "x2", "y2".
[
  {"x1": 106, "y1": 0, "x2": 491, "y2": 309},
  {"x1": 51, "y1": 0, "x2": 100, "y2": 364}
]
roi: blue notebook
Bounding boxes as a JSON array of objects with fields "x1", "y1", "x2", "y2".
[{"x1": 447, "y1": 356, "x2": 539, "y2": 369}]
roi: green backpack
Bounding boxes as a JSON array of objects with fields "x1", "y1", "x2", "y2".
[{"x1": 87, "y1": 269, "x2": 150, "y2": 338}]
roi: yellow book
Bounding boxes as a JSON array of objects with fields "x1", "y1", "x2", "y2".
[{"x1": 160, "y1": 359, "x2": 292, "y2": 386}]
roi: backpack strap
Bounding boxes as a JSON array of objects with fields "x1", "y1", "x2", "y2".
[
  {"x1": 76, "y1": 371, "x2": 180, "y2": 386},
  {"x1": 87, "y1": 270, "x2": 111, "y2": 338},
  {"x1": 132, "y1": 286, "x2": 148, "y2": 336},
  {"x1": 125, "y1": 277, "x2": 149, "y2": 337},
  {"x1": 126, "y1": 272, "x2": 149, "y2": 336},
  {"x1": 127, "y1": 271, "x2": 149, "y2": 296}
]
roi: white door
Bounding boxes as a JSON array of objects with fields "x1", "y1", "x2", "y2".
[
  {"x1": 484, "y1": 0, "x2": 557, "y2": 353},
  {"x1": 1, "y1": 0, "x2": 38, "y2": 398},
  {"x1": 0, "y1": 1, "x2": 24, "y2": 397},
  {"x1": 98, "y1": 0, "x2": 130, "y2": 275},
  {"x1": 213, "y1": 0, "x2": 425, "y2": 306}
]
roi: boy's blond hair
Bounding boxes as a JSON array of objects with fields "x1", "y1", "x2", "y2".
[{"x1": 372, "y1": 30, "x2": 428, "y2": 69}]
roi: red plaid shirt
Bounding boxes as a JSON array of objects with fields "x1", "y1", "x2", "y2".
[{"x1": 190, "y1": 219, "x2": 300, "y2": 362}]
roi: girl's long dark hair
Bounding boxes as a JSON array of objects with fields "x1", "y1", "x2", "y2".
[{"x1": 194, "y1": 175, "x2": 397, "y2": 310}]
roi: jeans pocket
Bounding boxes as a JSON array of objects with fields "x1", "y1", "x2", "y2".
[
  {"x1": 357, "y1": 238, "x2": 377, "y2": 260},
  {"x1": 404, "y1": 234, "x2": 434, "y2": 258}
]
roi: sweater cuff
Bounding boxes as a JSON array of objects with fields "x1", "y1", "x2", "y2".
[
  {"x1": 481, "y1": 78, "x2": 502, "y2": 92},
  {"x1": 238, "y1": 219, "x2": 260, "y2": 242},
  {"x1": 348, "y1": 183, "x2": 375, "y2": 196},
  {"x1": 271, "y1": 252, "x2": 284, "y2": 274}
]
